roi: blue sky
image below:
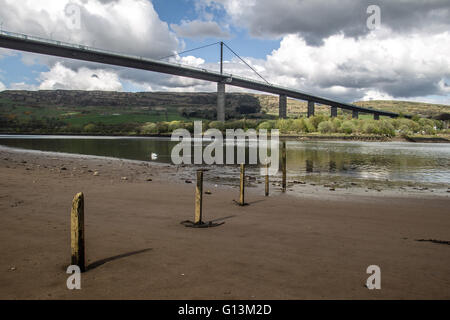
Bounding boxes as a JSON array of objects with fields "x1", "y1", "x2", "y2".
[{"x1": 0, "y1": 0, "x2": 449, "y2": 105}]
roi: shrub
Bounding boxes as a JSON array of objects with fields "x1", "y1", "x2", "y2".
[
  {"x1": 362, "y1": 121, "x2": 380, "y2": 135},
  {"x1": 156, "y1": 122, "x2": 169, "y2": 134},
  {"x1": 257, "y1": 121, "x2": 274, "y2": 131},
  {"x1": 83, "y1": 123, "x2": 96, "y2": 133},
  {"x1": 421, "y1": 125, "x2": 436, "y2": 135},
  {"x1": 303, "y1": 118, "x2": 316, "y2": 133},
  {"x1": 208, "y1": 121, "x2": 225, "y2": 131},
  {"x1": 340, "y1": 120, "x2": 356, "y2": 134},
  {"x1": 309, "y1": 114, "x2": 327, "y2": 130},
  {"x1": 168, "y1": 120, "x2": 183, "y2": 132},
  {"x1": 275, "y1": 119, "x2": 293, "y2": 133},
  {"x1": 318, "y1": 120, "x2": 335, "y2": 133},
  {"x1": 291, "y1": 118, "x2": 307, "y2": 133},
  {"x1": 378, "y1": 120, "x2": 395, "y2": 136},
  {"x1": 141, "y1": 122, "x2": 158, "y2": 134},
  {"x1": 398, "y1": 124, "x2": 412, "y2": 137}
]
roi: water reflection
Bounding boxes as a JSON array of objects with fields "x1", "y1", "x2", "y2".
[{"x1": 0, "y1": 135, "x2": 449, "y2": 185}]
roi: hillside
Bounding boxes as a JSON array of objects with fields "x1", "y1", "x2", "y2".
[
  {"x1": 255, "y1": 94, "x2": 449, "y2": 118},
  {"x1": 0, "y1": 91, "x2": 448, "y2": 127}
]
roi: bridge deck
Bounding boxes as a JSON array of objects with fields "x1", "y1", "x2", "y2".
[{"x1": 0, "y1": 31, "x2": 402, "y2": 118}]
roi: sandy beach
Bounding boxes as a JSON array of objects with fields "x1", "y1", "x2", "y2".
[{"x1": 0, "y1": 146, "x2": 449, "y2": 299}]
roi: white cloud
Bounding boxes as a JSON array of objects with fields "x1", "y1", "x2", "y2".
[
  {"x1": 264, "y1": 29, "x2": 450, "y2": 101},
  {"x1": 171, "y1": 20, "x2": 230, "y2": 39},
  {"x1": 0, "y1": 0, "x2": 178, "y2": 58},
  {"x1": 0, "y1": 81, "x2": 5, "y2": 91},
  {"x1": 37, "y1": 62, "x2": 122, "y2": 91}
]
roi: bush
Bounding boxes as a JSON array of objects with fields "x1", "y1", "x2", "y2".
[
  {"x1": 168, "y1": 121, "x2": 183, "y2": 132},
  {"x1": 398, "y1": 124, "x2": 412, "y2": 137},
  {"x1": 317, "y1": 120, "x2": 335, "y2": 133},
  {"x1": 340, "y1": 120, "x2": 356, "y2": 134},
  {"x1": 310, "y1": 114, "x2": 327, "y2": 130},
  {"x1": 303, "y1": 118, "x2": 316, "y2": 133},
  {"x1": 291, "y1": 118, "x2": 307, "y2": 133},
  {"x1": 83, "y1": 123, "x2": 96, "y2": 133},
  {"x1": 257, "y1": 121, "x2": 274, "y2": 131},
  {"x1": 378, "y1": 120, "x2": 395, "y2": 136},
  {"x1": 362, "y1": 121, "x2": 380, "y2": 135},
  {"x1": 156, "y1": 122, "x2": 169, "y2": 134},
  {"x1": 141, "y1": 122, "x2": 158, "y2": 134},
  {"x1": 275, "y1": 119, "x2": 293, "y2": 133},
  {"x1": 421, "y1": 125, "x2": 436, "y2": 135},
  {"x1": 208, "y1": 121, "x2": 225, "y2": 131}
]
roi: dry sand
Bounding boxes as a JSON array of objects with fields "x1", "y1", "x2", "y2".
[{"x1": 0, "y1": 147, "x2": 449, "y2": 299}]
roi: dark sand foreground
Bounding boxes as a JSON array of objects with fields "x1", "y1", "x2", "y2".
[{"x1": 0, "y1": 147, "x2": 449, "y2": 299}]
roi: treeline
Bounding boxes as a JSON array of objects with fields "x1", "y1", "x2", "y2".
[
  {"x1": 0, "y1": 114, "x2": 447, "y2": 137},
  {"x1": 140, "y1": 115, "x2": 446, "y2": 137}
]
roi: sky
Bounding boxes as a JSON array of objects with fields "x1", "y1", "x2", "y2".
[{"x1": 0, "y1": 0, "x2": 449, "y2": 105}]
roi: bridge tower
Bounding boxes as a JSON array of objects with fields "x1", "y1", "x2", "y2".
[
  {"x1": 331, "y1": 106, "x2": 338, "y2": 118},
  {"x1": 279, "y1": 94, "x2": 287, "y2": 118},
  {"x1": 217, "y1": 41, "x2": 226, "y2": 122},
  {"x1": 307, "y1": 101, "x2": 315, "y2": 118}
]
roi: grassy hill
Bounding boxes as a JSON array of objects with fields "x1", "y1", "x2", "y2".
[
  {"x1": 0, "y1": 90, "x2": 448, "y2": 129},
  {"x1": 255, "y1": 94, "x2": 449, "y2": 118}
]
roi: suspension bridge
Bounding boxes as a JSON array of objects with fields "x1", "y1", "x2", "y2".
[{"x1": 0, "y1": 30, "x2": 406, "y2": 121}]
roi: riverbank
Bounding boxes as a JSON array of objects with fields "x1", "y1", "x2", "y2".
[{"x1": 0, "y1": 147, "x2": 449, "y2": 299}]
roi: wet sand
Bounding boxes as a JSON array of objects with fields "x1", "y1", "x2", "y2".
[{"x1": 0, "y1": 147, "x2": 449, "y2": 299}]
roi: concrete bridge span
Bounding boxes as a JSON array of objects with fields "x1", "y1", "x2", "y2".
[{"x1": 0, "y1": 31, "x2": 407, "y2": 121}]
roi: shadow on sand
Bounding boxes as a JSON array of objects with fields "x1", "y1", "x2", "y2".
[{"x1": 86, "y1": 248, "x2": 152, "y2": 271}]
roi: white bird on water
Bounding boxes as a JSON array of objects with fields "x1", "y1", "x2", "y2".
[{"x1": 151, "y1": 153, "x2": 158, "y2": 160}]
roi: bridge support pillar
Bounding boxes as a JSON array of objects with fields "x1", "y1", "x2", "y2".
[
  {"x1": 374, "y1": 113, "x2": 380, "y2": 120},
  {"x1": 307, "y1": 101, "x2": 315, "y2": 118},
  {"x1": 352, "y1": 110, "x2": 359, "y2": 119},
  {"x1": 331, "y1": 106, "x2": 338, "y2": 118},
  {"x1": 217, "y1": 82, "x2": 225, "y2": 122},
  {"x1": 279, "y1": 94, "x2": 287, "y2": 119}
]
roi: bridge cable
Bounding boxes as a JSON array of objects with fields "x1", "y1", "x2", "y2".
[
  {"x1": 222, "y1": 42, "x2": 270, "y2": 85},
  {"x1": 158, "y1": 42, "x2": 221, "y2": 61}
]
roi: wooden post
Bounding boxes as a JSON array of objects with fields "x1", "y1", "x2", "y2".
[
  {"x1": 240, "y1": 164, "x2": 245, "y2": 206},
  {"x1": 195, "y1": 170, "x2": 203, "y2": 224},
  {"x1": 265, "y1": 163, "x2": 269, "y2": 196},
  {"x1": 71, "y1": 192, "x2": 85, "y2": 272},
  {"x1": 282, "y1": 141, "x2": 286, "y2": 192}
]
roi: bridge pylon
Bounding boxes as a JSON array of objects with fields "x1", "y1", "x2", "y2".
[
  {"x1": 217, "y1": 82, "x2": 226, "y2": 122},
  {"x1": 279, "y1": 94, "x2": 287, "y2": 119},
  {"x1": 307, "y1": 101, "x2": 315, "y2": 118}
]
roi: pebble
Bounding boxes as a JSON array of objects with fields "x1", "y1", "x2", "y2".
[
  {"x1": 185, "y1": 180, "x2": 192, "y2": 184},
  {"x1": 121, "y1": 177, "x2": 128, "y2": 180},
  {"x1": 146, "y1": 178, "x2": 153, "y2": 182},
  {"x1": 93, "y1": 171, "x2": 99, "y2": 176},
  {"x1": 205, "y1": 190, "x2": 212, "y2": 195}
]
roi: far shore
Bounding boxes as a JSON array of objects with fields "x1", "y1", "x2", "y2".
[
  {"x1": 0, "y1": 146, "x2": 449, "y2": 299},
  {"x1": 0, "y1": 132, "x2": 449, "y2": 143}
]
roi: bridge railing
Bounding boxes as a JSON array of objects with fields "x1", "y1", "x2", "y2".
[{"x1": 0, "y1": 29, "x2": 384, "y2": 115}]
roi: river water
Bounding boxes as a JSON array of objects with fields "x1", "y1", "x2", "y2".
[{"x1": 0, "y1": 135, "x2": 449, "y2": 190}]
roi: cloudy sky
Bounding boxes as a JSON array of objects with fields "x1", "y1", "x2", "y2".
[{"x1": 0, "y1": 0, "x2": 449, "y2": 104}]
